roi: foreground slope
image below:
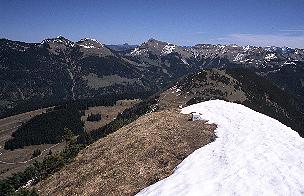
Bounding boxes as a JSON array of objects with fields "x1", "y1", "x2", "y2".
[
  {"x1": 35, "y1": 110, "x2": 216, "y2": 195},
  {"x1": 137, "y1": 100, "x2": 304, "y2": 196}
]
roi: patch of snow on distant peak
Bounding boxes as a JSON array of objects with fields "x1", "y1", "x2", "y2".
[
  {"x1": 40, "y1": 40, "x2": 47, "y2": 45},
  {"x1": 233, "y1": 53, "x2": 245, "y2": 62},
  {"x1": 137, "y1": 100, "x2": 304, "y2": 196},
  {"x1": 161, "y1": 44, "x2": 176, "y2": 55},
  {"x1": 230, "y1": 44, "x2": 239, "y2": 48},
  {"x1": 243, "y1": 45, "x2": 250, "y2": 52},
  {"x1": 181, "y1": 59, "x2": 189, "y2": 65},
  {"x1": 130, "y1": 47, "x2": 139, "y2": 54},
  {"x1": 79, "y1": 44, "x2": 96, "y2": 49},
  {"x1": 130, "y1": 47, "x2": 143, "y2": 55},
  {"x1": 219, "y1": 45, "x2": 226, "y2": 49},
  {"x1": 283, "y1": 61, "x2": 297, "y2": 65},
  {"x1": 79, "y1": 38, "x2": 104, "y2": 47},
  {"x1": 265, "y1": 46, "x2": 278, "y2": 52},
  {"x1": 265, "y1": 53, "x2": 277, "y2": 61}
]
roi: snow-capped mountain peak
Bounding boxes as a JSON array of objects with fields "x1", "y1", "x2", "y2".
[
  {"x1": 40, "y1": 36, "x2": 74, "y2": 47},
  {"x1": 77, "y1": 38, "x2": 104, "y2": 48},
  {"x1": 56, "y1": 35, "x2": 65, "y2": 39},
  {"x1": 129, "y1": 38, "x2": 180, "y2": 57}
]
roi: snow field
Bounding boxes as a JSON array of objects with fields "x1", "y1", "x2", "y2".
[{"x1": 137, "y1": 100, "x2": 304, "y2": 196}]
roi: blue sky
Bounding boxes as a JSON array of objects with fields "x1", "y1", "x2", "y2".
[{"x1": 1, "y1": 0, "x2": 304, "y2": 48}]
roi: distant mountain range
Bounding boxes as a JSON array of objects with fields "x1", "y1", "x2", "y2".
[
  {"x1": 106, "y1": 43, "x2": 137, "y2": 51},
  {"x1": 0, "y1": 36, "x2": 303, "y2": 117}
]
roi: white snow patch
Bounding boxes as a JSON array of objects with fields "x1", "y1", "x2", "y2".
[
  {"x1": 21, "y1": 179, "x2": 34, "y2": 189},
  {"x1": 40, "y1": 40, "x2": 47, "y2": 44},
  {"x1": 181, "y1": 59, "x2": 189, "y2": 65},
  {"x1": 219, "y1": 45, "x2": 226, "y2": 49},
  {"x1": 162, "y1": 44, "x2": 176, "y2": 55},
  {"x1": 131, "y1": 47, "x2": 140, "y2": 55},
  {"x1": 230, "y1": 44, "x2": 239, "y2": 47},
  {"x1": 243, "y1": 45, "x2": 250, "y2": 52},
  {"x1": 191, "y1": 49, "x2": 200, "y2": 59},
  {"x1": 79, "y1": 44, "x2": 96, "y2": 49},
  {"x1": 79, "y1": 38, "x2": 104, "y2": 47},
  {"x1": 265, "y1": 46, "x2": 278, "y2": 52},
  {"x1": 265, "y1": 53, "x2": 277, "y2": 61},
  {"x1": 131, "y1": 47, "x2": 147, "y2": 55},
  {"x1": 233, "y1": 53, "x2": 245, "y2": 61},
  {"x1": 137, "y1": 100, "x2": 304, "y2": 196},
  {"x1": 54, "y1": 39, "x2": 63, "y2": 43},
  {"x1": 284, "y1": 62, "x2": 297, "y2": 65}
]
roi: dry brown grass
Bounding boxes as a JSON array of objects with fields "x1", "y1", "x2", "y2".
[
  {"x1": 0, "y1": 143, "x2": 65, "y2": 179},
  {"x1": 82, "y1": 99, "x2": 140, "y2": 132},
  {"x1": 36, "y1": 110, "x2": 216, "y2": 196}
]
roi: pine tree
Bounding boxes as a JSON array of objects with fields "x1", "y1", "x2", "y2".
[{"x1": 63, "y1": 128, "x2": 76, "y2": 146}]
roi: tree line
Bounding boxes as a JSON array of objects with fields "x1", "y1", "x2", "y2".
[{"x1": 4, "y1": 91, "x2": 154, "y2": 150}]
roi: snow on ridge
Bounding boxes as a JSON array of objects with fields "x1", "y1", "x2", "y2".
[
  {"x1": 243, "y1": 45, "x2": 251, "y2": 52},
  {"x1": 130, "y1": 47, "x2": 140, "y2": 55},
  {"x1": 130, "y1": 47, "x2": 147, "y2": 55},
  {"x1": 230, "y1": 44, "x2": 239, "y2": 48},
  {"x1": 219, "y1": 45, "x2": 226, "y2": 49},
  {"x1": 79, "y1": 38, "x2": 104, "y2": 47},
  {"x1": 233, "y1": 53, "x2": 245, "y2": 61},
  {"x1": 284, "y1": 61, "x2": 297, "y2": 65},
  {"x1": 181, "y1": 59, "x2": 189, "y2": 65},
  {"x1": 78, "y1": 44, "x2": 96, "y2": 49},
  {"x1": 161, "y1": 44, "x2": 176, "y2": 55},
  {"x1": 265, "y1": 46, "x2": 277, "y2": 52},
  {"x1": 40, "y1": 36, "x2": 74, "y2": 46},
  {"x1": 265, "y1": 53, "x2": 277, "y2": 61},
  {"x1": 137, "y1": 100, "x2": 304, "y2": 196},
  {"x1": 40, "y1": 40, "x2": 47, "y2": 45}
]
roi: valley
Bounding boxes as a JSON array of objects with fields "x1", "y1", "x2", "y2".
[
  {"x1": 0, "y1": 99, "x2": 139, "y2": 180},
  {"x1": 0, "y1": 107, "x2": 59, "y2": 179}
]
